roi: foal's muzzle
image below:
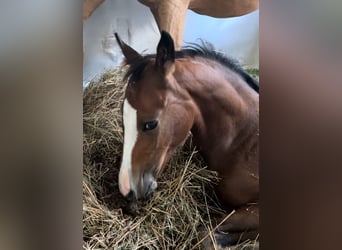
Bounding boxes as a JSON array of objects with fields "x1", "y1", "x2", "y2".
[{"x1": 123, "y1": 172, "x2": 157, "y2": 201}]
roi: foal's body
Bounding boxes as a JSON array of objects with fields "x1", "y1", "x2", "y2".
[
  {"x1": 171, "y1": 57, "x2": 259, "y2": 245},
  {"x1": 173, "y1": 58, "x2": 259, "y2": 208},
  {"x1": 116, "y1": 32, "x2": 259, "y2": 246}
]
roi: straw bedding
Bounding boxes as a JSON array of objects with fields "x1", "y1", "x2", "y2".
[{"x1": 83, "y1": 68, "x2": 259, "y2": 249}]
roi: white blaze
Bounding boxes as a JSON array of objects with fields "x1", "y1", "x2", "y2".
[{"x1": 119, "y1": 99, "x2": 138, "y2": 196}]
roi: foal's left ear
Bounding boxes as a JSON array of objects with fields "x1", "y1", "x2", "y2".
[
  {"x1": 115, "y1": 33, "x2": 142, "y2": 64},
  {"x1": 155, "y1": 31, "x2": 175, "y2": 71}
]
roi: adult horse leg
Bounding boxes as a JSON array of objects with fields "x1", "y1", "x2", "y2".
[
  {"x1": 83, "y1": 0, "x2": 104, "y2": 21},
  {"x1": 138, "y1": 0, "x2": 190, "y2": 49},
  {"x1": 83, "y1": 0, "x2": 104, "y2": 64}
]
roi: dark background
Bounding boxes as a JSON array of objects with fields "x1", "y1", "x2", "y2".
[{"x1": 0, "y1": 1, "x2": 341, "y2": 249}]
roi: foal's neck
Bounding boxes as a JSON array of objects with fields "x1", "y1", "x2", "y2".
[{"x1": 174, "y1": 59, "x2": 259, "y2": 168}]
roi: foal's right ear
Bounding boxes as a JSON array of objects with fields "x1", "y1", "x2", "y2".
[
  {"x1": 155, "y1": 31, "x2": 175, "y2": 70},
  {"x1": 115, "y1": 33, "x2": 142, "y2": 64}
]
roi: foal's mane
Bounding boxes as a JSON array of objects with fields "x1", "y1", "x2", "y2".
[{"x1": 124, "y1": 42, "x2": 259, "y2": 93}]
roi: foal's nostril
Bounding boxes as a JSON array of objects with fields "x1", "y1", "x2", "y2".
[
  {"x1": 142, "y1": 172, "x2": 157, "y2": 198},
  {"x1": 124, "y1": 190, "x2": 135, "y2": 202},
  {"x1": 149, "y1": 180, "x2": 157, "y2": 193},
  {"x1": 144, "y1": 179, "x2": 157, "y2": 198}
]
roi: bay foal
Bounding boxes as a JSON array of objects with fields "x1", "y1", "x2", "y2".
[{"x1": 116, "y1": 31, "x2": 259, "y2": 246}]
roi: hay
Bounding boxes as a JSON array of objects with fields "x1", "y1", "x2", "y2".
[{"x1": 83, "y1": 68, "x2": 258, "y2": 249}]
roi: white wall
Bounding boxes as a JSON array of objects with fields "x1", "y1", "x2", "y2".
[
  {"x1": 83, "y1": 0, "x2": 259, "y2": 87},
  {"x1": 183, "y1": 10, "x2": 259, "y2": 68}
]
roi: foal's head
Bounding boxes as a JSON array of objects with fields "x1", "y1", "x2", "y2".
[{"x1": 116, "y1": 32, "x2": 195, "y2": 200}]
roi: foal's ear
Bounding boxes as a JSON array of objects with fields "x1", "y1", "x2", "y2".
[
  {"x1": 115, "y1": 33, "x2": 142, "y2": 64},
  {"x1": 155, "y1": 31, "x2": 175, "y2": 70}
]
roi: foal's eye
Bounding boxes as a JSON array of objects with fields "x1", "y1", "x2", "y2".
[{"x1": 143, "y1": 120, "x2": 158, "y2": 131}]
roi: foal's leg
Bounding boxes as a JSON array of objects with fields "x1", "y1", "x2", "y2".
[{"x1": 202, "y1": 204, "x2": 259, "y2": 248}]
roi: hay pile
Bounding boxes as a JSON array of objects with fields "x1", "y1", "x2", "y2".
[{"x1": 83, "y1": 68, "x2": 258, "y2": 249}]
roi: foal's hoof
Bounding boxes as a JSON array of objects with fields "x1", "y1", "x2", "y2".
[
  {"x1": 198, "y1": 229, "x2": 216, "y2": 250},
  {"x1": 199, "y1": 229, "x2": 259, "y2": 249},
  {"x1": 199, "y1": 233, "x2": 235, "y2": 249}
]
